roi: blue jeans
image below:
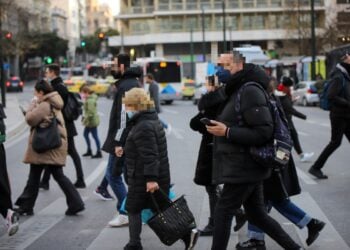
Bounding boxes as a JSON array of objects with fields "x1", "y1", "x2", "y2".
[
  {"x1": 83, "y1": 127, "x2": 101, "y2": 151},
  {"x1": 104, "y1": 154, "x2": 127, "y2": 214},
  {"x1": 248, "y1": 199, "x2": 312, "y2": 240}
]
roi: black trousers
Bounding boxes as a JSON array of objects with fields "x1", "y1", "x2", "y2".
[
  {"x1": 41, "y1": 136, "x2": 84, "y2": 183},
  {"x1": 0, "y1": 144, "x2": 12, "y2": 218},
  {"x1": 211, "y1": 182, "x2": 300, "y2": 250},
  {"x1": 289, "y1": 121, "x2": 303, "y2": 155},
  {"x1": 15, "y1": 164, "x2": 84, "y2": 210},
  {"x1": 313, "y1": 115, "x2": 350, "y2": 170},
  {"x1": 206, "y1": 185, "x2": 219, "y2": 220}
]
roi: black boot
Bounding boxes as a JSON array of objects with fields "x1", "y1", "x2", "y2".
[
  {"x1": 199, "y1": 217, "x2": 214, "y2": 236},
  {"x1": 74, "y1": 179, "x2": 86, "y2": 189},
  {"x1": 306, "y1": 218, "x2": 326, "y2": 246},
  {"x1": 92, "y1": 150, "x2": 102, "y2": 159},
  {"x1": 308, "y1": 167, "x2": 328, "y2": 179},
  {"x1": 182, "y1": 229, "x2": 199, "y2": 250},
  {"x1": 39, "y1": 181, "x2": 49, "y2": 190},
  {"x1": 234, "y1": 209, "x2": 247, "y2": 232},
  {"x1": 82, "y1": 149, "x2": 92, "y2": 157}
]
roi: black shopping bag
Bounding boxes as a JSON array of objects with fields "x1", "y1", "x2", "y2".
[{"x1": 147, "y1": 189, "x2": 196, "y2": 246}]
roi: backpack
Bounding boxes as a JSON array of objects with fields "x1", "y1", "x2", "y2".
[
  {"x1": 63, "y1": 92, "x2": 83, "y2": 121},
  {"x1": 235, "y1": 82, "x2": 293, "y2": 169},
  {"x1": 0, "y1": 104, "x2": 6, "y2": 144},
  {"x1": 319, "y1": 75, "x2": 346, "y2": 111}
]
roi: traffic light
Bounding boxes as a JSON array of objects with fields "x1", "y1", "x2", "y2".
[
  {"x1": 81, "y1": 40, "x2": 86, "y2": 47},
  {"x1": 98, "y1": 32, "x2": 105, "y2": 40},
  {"x1": 5, "y1": 32, "x2": 12, "y2": 40},
  {"x1": 44, "y1": 56, "x2": 53, "y2": 64}
]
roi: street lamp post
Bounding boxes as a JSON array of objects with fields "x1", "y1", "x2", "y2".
[
  {"x1": 190, "y1": 27, "x2": 194, "y2": 79},
  {"x1": 201, "y1": 6, "x2": 206, "y2": 62},
  {"x1": 229, "y1": 25, "x2": 233, "y2": 51},
  {"x1": 310, "y1": 0, "x2": 316, "y2": 80},
  {"x1": 222, "y1": 0, "x2": 227, "y2": 53}
]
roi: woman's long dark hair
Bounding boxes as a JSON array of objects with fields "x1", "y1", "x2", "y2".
[{"x1": 35, "y1": 79, "x2": 53, "y2": 95}]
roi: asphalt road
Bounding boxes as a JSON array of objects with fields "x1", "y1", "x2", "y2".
[{"x1": 1, "y1": 83, "x2": 350, "y2": 250}]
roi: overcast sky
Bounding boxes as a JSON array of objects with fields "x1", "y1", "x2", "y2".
[{"x1": 99, "y1": 0, "x2": 120, "y2": 15}]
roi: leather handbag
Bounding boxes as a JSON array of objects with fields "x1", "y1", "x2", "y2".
[
  {"x1": 32, "y1": 106, "x2": 62, "y2": 153},
  {"x1": 147, "y1": 189, "x2": 196, "y2": 246}
]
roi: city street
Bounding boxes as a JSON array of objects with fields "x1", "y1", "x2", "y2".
[{"x1": 0, "y1": 82, "x2": 350, "y2": 250}]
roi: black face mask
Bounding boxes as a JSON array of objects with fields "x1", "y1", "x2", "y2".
[{"x1": 111, "y1": 70, "x2": 122, "y2": 79}]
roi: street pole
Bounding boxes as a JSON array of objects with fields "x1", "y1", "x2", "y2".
[
  {"x1": 222, "y1": 0, "x2": 227, "y2": 53},
  {"x1": 229, "y1": 26, "x2": 233, "y2": 51},
  {"x1": 0, "y1": 7, "x2": 6, "y2": 107},
  {"x1": 310, "y1": 0, "x2": 316, "y2": 80},
  {"x1": 201, "y1": 7, "x2": 206, "y2": 62},
  {"x1": 190, "y1": 27, "x2": 194, "y2": 79}
]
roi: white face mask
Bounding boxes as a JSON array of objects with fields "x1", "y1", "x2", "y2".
[{"x1": 126, "y1": 111, "x2": 136, "y2": 119}]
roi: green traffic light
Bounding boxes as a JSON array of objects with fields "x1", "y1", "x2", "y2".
[
  {"x1": 47, "y1": 57, "x2": 53, "y2": 64},
  {"x1": 81, "y1": 41, "x2": 86, "y2": 47}
]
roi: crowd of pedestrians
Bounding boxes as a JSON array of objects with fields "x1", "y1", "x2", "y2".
[{"x1": 1, "y1": 49, "x2": 350, "y2": 250}]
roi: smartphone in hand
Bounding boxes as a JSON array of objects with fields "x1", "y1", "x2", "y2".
[
  {"x1": 19, "y1": 105, "x2": 26, "y2": 115},
  {"x1": 200, "y1": 117, "x2": 214, "y2": 126}
]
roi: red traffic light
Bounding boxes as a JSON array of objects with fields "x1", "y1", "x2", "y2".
[
  {"x1": 5, "y1": 32, "x2": 12, "y2": 39},
  {"x1": 98, "y1": 32, "x2": 105, "y2": 40}
]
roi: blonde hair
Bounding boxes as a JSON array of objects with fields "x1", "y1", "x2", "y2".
[{"x1": 122, "y1": 88, "x2": 155, "y2": 111}]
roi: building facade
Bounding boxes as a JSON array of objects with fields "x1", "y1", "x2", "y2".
[
  {"x1": 86, "y1": 0, "x2": 114, "y2": 34},
  {"x1": 110, "y1": 0, "x2": 330, "y2": 64}
]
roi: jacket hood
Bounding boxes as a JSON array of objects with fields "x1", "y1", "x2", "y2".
[
  {"x1": 42, "y1": 91, "x2": 64, "y2": 110},
  {"x1": 336, "y1": 63, "x2": 350, "y2": 80},
  {"x1": 128, "y1": 109, "x2": 158, "y2": 124},
  {"x1": 225, "y1": 63, "x2": 270, "y2": 96}
]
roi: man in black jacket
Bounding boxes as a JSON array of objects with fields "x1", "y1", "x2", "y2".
[
  {"x1": 207, "y1": 52, "x2": 301, "y2": 250},
  {"x1": 94, "y1": 54, "x2": 141, "y2": 227},
  {"x1": 309, "y1": 52, "x2": 350, "y2": 179},
  {"x1": 0, "y1": 104, "x2": 19, "y2": 236},
  {"x1": 41, "y1": 64, "x2": 85, "y2": 189}
]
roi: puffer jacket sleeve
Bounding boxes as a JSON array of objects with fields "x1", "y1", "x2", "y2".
[
  {"x1": 227, "y1": 85, "x2": 273, "y2": 146},
  {"x1": 134, "y1": 122, "x2": 160, "y2": 181},
  {"x1": 25, "y1": 101, "x2": 50, "y2": 127},
  {"x1": 328, "y1": 74, "x2": 350, "y2": 107}
]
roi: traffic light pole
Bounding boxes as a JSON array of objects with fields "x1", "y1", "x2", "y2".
[
  {"x1": 310, "y1": 0, "x2": 316, "y2": 80},
  {"x1": 0, "y1": 8, "x2": 6, "y2": 107}
]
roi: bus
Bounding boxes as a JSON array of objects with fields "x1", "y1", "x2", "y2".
[{"x1": 134, "y1": 58, "x2": 183, "y2": 104}]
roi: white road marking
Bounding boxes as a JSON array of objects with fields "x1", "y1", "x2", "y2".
[
  {"x1": 297, "y1": 131, "x2": 309, "y2": 136},
  {"x1": 161, "y1": 108, "x2": 178, "y2": 114},
  {"x1": 320, "y1": 123, "x2": 330, "y2": 128},
  {"x1": 4, "y1": 129, "x2": 29, "y2": 149},
  {"x1": 85, "y1": 160, "x2": 107, "y2": 187},
  {"x1": 296, "y1": 167, "x2": 318, "y2": 185},
  {"x1": 171, "y1": 128, "x2": 184, "y2": 140}
]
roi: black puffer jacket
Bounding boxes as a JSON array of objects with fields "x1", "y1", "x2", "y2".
[
  {"x1": 190, "y1": 87, "x2": 226, "y2": 186},
  {"x1": 102, "y1": 67, "x2": 141, "y2": 154},
  {"x1": 328, "y1": 63, "x2": 350, "y2": 118},
  {"x1": 278, "y1": 95, "x2": 306, "y2": 127},
  {"x1": 124, "y1": 110, "x2": 171, "y2": 213},
  {"x1": 50, "y1": 77, "x2": 77, "y2": 137},
  {"x1": 212, "y1": 64, "x2": 273, "y2": 185}
]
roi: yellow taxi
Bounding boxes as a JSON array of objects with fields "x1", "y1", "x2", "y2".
[{"x1": 181, "y1": 79, "x2": 196, "y2": 100}]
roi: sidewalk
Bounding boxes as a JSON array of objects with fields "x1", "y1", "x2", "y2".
[{"x1": 3, "y1": 95, "x2": 27, "y2": 141}]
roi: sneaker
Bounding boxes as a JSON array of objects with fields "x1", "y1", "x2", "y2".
[
  {"x1": 189, "y1": 229, "x2": 199, "y2": 249},
  {"x1": 306, "y1": 218, "x2": 326, "y2": 246},
  {"x1": 108, "y1": 214, "x2": 129, "y2": 227},
  {"x1": 74, "y1": 179, "x2": 86, "y2": 189},
  {"x1": 308, "y1": 167, "x2": 328, "y2": 179},
  {"x1": 236, "y1": 239, "x2": 266, "y2": 250},
  {"x1": 65, "y1": 206, "x2": 85, "y2": 216},
  {"x1": 82, "y1": 149, "x2": 92, "y2": 157},
  {"x1": 6, "y1": 209, "x2": 19, "y2": 236},
  {"x1": 13, "y1": 207, "x2": 34, "y2": 216},
  {"x1": 300, "y1": 152, "x2": 314, "y2": 162},
  {"x1": 94, "y1": 187, "x2": 114, "y2": 201},
  {"x1": 92, "y1": 151, "x2": 102, "y2": 159},
  {"x1": 39, "y1": 182, "x2": 49, "y2": 190}
]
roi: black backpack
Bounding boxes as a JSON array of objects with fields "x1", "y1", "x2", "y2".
[
  {"x1": 0, "y1": 104, "x2": 6, "y2": 143},
  {"x1": 63, "y1": 92, "x2": 83, "y2": 121},
  {"x1": 235, "y1": 82, "x2": 293, "y2": 169}
]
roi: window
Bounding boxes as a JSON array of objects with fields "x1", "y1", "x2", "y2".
[
  {"x1": 171, "y1": 0, "x2": 183, "y2": 10},
  {"x1": 227, "y1": 15, "x2": 238, "y2": 30},
  {"x1": 186, "y1": 0, "x2": 197, "y2": 10},
  {"x1": 243, "y1": 15, "x2": 265, "y2": 30},
  {"x1": 187, "y1": 16, "x2": 198, "y2": 30},
  {"x1": 158, "y1": 0, "x2": 169, "y2": 10},
  {"x1": 242, "y1": 0, "x2": 254, "y2": 8},
  {"x1": 257, "y1": 0, "x2": 268, "y2": 7},
  {"x1": 171, "y1": 17, "x2": 183, "y2": 31},
  {"x1": 271, "y1": 0, "x2": 282, "y2": 7},
  {"x1": 227, "y1": 0, "x2": 239, "y2": 8}
]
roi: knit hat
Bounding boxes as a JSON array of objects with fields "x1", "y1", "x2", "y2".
[
  {"x1": 281, "y1": 76, "x2": 294, "y2": 87},
  {"x1": 122, "y1": 88, "x2": 155, "y2": 111}
]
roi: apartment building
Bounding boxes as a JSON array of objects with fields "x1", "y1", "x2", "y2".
[
  {"x1": 110, "y1": 0, "x2": 330, "y2": 63},
  {"x1": 86, "y1": 0, "x2": 114, "y2": 34}
]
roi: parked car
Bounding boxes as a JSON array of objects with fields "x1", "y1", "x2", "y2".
[
  {"x1": 6, "y1": 76, "x2": 24, "y2": 92},
  {"x1": 292, "y1": 81, "x2": 319, "y2": 106}
]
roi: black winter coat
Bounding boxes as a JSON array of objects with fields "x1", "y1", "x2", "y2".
[
  {"x1": 278, "y1": 95, "x2": 306, "y2": 127},
  {"x1": 124, "y1": 111, "x2": 171, "y2": 213},
  {"x1": 50, "y1": 77, "x2": 77, "y2": 137},
  {"x1": 190, "y1": 87, "x2": 226, "y2": 186},
  {"x1": 102, "y1": 67, "x2": 141, "y2": 154},
  {"x1": 212, "y1": 64, "x2": 273, "y2": 185},
  {"x1": 328, "y1": 63, "x2": 350, "y2": 118},
  {"x1": 263, "y1": 156, "x2": 301, "y2": 202}
]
